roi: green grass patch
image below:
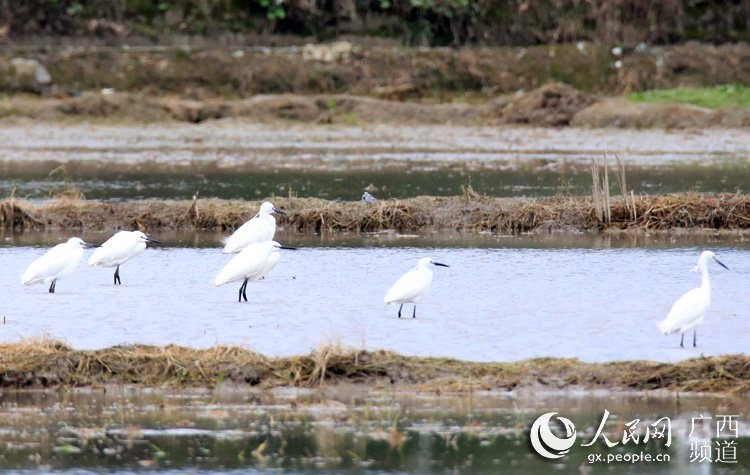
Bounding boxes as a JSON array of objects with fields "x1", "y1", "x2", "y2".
[{"x1": 627, "y1": 84, "x2": 750, "y2": 108}]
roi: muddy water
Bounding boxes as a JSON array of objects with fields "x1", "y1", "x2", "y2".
[
  {"x1": 0, "y1": 386, "x2": 747, "y2": 474},
  {"x1": 2, "y1": 232, "x2": 750, "y2": 363},
  {"x1": 1, "y1": 123, "x2": 750, "y2": 200}
]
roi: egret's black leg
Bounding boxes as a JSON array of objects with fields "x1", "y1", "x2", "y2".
[
  {"x1": 398, "y1": 304, "x2": 403, "y2": 318},
  {"x1": 238, "y1": 279, "x2": 248, "y2": 302},
  {"x1": 48, "y1": 280, "x2": 56, "y2": 293},
  {"x1": 693, "y1": 330, "x2": 697, "y2": 348},
  {"x1": 238, "y1": 280, "x2": 246, "y2": 302},
  {"x1": 114, "y1": 265, "x2": 121, "y2": 285},
  {"x1": 413, "y1": 305, "x2": 416, "y2": 319},
  {"x1": 680, "y1": 333, "x2": 684, "y2": 348}
]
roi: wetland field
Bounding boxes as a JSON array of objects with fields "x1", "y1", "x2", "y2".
[{"x1": 2, "y1": 119, "x2": 750, "y2": 473}]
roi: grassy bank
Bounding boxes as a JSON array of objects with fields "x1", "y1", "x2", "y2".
[
  {"x1": 628, "y1": 85, "x2": 750, "y2": 109},
  {"x1": 1, "y1": 338, "x2": 748, "y2": 393},
  {"x1": 4, "y1": 193, "x2": 750, "y2": 234}
]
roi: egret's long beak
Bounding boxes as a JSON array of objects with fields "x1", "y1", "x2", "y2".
[
  {"x1": 432, "y1": 262, "x2": 450, "y2": 267},
  {"x1": 278, "y1": 246, "x2": 298, "y2": 250},
  {"x1": 84, "y1": 242, "x2": 101, "y2": 248},
  {"x1": 146, "y1": 237, "x2": 161, "y2": 243},
  {"x1": 714, "y1": 257, "x2": 729, "y2": 270},
  {"x1": 273, "y1": 208, "x2": 287, "y2": 216}
]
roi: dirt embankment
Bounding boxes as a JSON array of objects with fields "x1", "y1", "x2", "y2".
[
  {"x1": 4, "y1": 193, "x2": 750, "y2": 234},
  {"x1": 4, "y1": 42, "x2": 750, "y2": 96},
  {"x1": 1, "y1": 339, "x2": 748, "y2": 393},
  {"x1": 4, "y1": 83, "x2": 750, "y2": 128},
  {"x1": 2, "y1": 42, "x2": 750, "y2": 127}
]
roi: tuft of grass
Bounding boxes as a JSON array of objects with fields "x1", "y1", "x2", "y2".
[{"x1": 627, "y1": 84, "x2": 750, "y2": 109}]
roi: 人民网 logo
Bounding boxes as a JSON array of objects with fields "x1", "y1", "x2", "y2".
[{"x1": 530, "y1": 412, "x2": 577, "y2": 459}]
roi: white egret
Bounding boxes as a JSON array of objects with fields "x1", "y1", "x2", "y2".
[
  {"x1": 222, "y1": 202, "x2": 286, "y2": 254},
  {"x1": 87, "y1": 231, "x2": 161, "y2": 285},
  {"x1": 658, "y1": 250, "x2": 729, "y2": 347},
  {"x1": 385, "y1": 257, "x2": 449, "y2": 318},
  {"x1": 21, "y1": 237, "x2": 99, "y2": 293},
  {"x1": 211, "y1": 240, "x2": 297, "y2": 302}
]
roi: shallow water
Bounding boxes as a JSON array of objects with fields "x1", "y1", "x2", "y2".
[
  {"x1": 5, "y1": 159, "x2": 750, "y2": 201},
  {"x1": 2, "y1": 123, "x2": 750, "y2": 200},
  {"x1": 0, "y1": 387, "x2": 747, "y2": 474},
  {"x1": 2, "y1": 232, "x2": 750, "y2": 363}
]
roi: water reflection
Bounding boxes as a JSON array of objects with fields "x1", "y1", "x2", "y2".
[{"x1": 0, "y1": 388, "x2": 746, "y2": 474}]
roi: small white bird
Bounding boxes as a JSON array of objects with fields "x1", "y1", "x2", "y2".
[
  {"x1": 658, "y1": 250, "x2": 729, "y2": 348},
  {"x1": 385, "y1": 257, "x2": 449, "y2": 318},
  {"x1": 88, "y1": 231, "x2": 161, "y2": 285},
  {"x1": 222, "y1": 202, "x2": 287, "y2": 254},
  {"x1": 21, "y1": 237, "x2": 99, "y2": 293},
  {"x1": 362, "y1": 191, "x2": 378, "y2": 203},
  {"x1": 211, "y1": 240, "x2": 297, "y2": 302}
]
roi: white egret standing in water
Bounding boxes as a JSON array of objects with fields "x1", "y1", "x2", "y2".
[
  {"x1": 222, "y1": 202, "x2": 286, "y2": 254},
  {"x1": 658, "y1": 250, "x2": 729, "y2": 347},
  {"x1": 21, "y1": 237, "x2": 99, "y2": 293},
  {"x1": 87, "y1": 231, "x2": 161, "y2": 285},
  {"x1": 211, "y1": 240, "x2": 297, "y2": 302},
  {"x1": 385, "y1": 257, "x2": 449, "y2": 318}
]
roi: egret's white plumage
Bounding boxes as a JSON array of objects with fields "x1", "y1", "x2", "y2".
[
  {"x1": 385, "y1": 257, "x2": 449, "y2": 318},
  {"x1": 658, "y1": 250, "x2": 729, "y2": 347},
  {"x1": 88, "y1": 231, "x2": 160, "y2": 285},
  {"x1": 211, "y1": 240, "x2": 296, "y2": 301},
  {"x1": 222, "y1": 202, "x2": 286, "y2": 254},
  {"x1": 21, "y1": 237, "x2": 97, "y2": 293}
]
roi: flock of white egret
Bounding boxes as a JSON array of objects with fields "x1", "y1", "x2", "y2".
[{"x1": 19, "y1": 201, "x2": 729, "y2": 347}]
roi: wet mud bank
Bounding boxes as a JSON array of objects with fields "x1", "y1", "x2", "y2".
[
  {"x1": 5, "y1": 193, "x2": 750, "y2": 233},
  {"x1": 1, "y1": 340, "x2": 748, "y2": 393},
  {"x1": 4, "y1": 84, "x2": 750, "y2": 128}
]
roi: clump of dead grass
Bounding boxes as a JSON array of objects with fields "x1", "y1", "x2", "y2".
[
  {"x1": 0, "y1": 193, "x2": 41, "y2": 230},
  {"x1": 1, "y1": 337, "x2": 749, "y2": 393}
]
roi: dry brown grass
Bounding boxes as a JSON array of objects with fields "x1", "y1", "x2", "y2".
[
  {"x1": 1, "y1": 338, "x2": 749, "y2": 393},
  {"x1": 5, "y1": 193, "x2": 750, "y2": 233}
]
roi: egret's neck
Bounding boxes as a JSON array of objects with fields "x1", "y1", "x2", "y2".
[
  {"x1": 698, "y1": 260, "x2": 711, "y2": 292},
  {"x1": 417, "y1": 264, "x2": 432, "y2": 276}
]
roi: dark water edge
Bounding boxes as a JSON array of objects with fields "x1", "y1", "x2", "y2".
[{"x1": 2, "y1": 158, "x2": 748, "y2": 202}]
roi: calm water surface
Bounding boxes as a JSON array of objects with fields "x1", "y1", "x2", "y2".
[
  {"x1": 2, "y1": 232, "x2": 749, "y2": 363},
  {"x1": 2, "y1": 158, "x2": 749, "y2": 201},
  {"x1": 0, "y1": 387, "x2": 747, "y2": 474}
]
